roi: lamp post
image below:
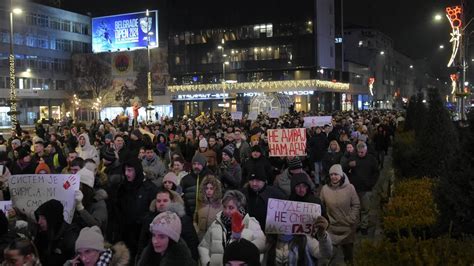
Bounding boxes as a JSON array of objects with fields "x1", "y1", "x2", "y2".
[
  {"x1": 8, "y1": 3, "x2": 22, "y2": 131},
  {"x1": 145, "y1": 9, "x2": 153, "y2": 123}
]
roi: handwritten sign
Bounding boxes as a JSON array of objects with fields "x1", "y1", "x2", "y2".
[
  {"x1": 265, "y1": 198, "x2": 321, "y2": 235},
  {"x1": 231, "y1": 111, "x2": 243, "y2": 120},
  {"x1": 8, "y1": 174, "x2": 80, "y2": 223},
  {"x1": 303, "y1": 116, "x2": 332, "y2": 128},
  {"x1": 267, "y1": 128, "x2": 307, "y2": 157},
  {"x1": 247, "y1": 111, "x2": 258, "y2": 121},
  {"x1": 269, "y1": 109, "x2": 280, "y2": 118}
]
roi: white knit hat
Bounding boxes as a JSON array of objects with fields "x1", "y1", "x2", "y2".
[
  {"x1": 78, "y1": 168, "x2": 95, "y2": 188},
  {"x1": 149, "y1": 211, "x2": 182, "y2": 242},
  {"x1": 199, "y1": 138, "x2": 208, "y2": 148},
  {"x1": 75, "y1": 226, "x2": 105, "y2": 252}
]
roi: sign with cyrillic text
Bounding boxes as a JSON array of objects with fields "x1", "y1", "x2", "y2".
[
  {"x1": 303, "y1": 116, "x2": 332, "y2": 128},
  {"x1": 231, "y1": 111, "x2": 243, "y2": 120},
  {"x1": 267, "y1": 128, "x2": 307, "y2": 156},
  {"x1": 8, "y1": 174, "x2": 80, "y2": 223},
  {"x1": 265, "y1": 198, "x2": 321, "y2": 235}
]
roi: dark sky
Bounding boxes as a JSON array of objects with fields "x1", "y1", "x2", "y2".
[{"x1": 54, "y1": 0, "x2": 469, "y2": 78}]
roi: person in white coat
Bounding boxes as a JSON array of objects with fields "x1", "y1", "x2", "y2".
[
  {"x1": 76, "y1": 133, "x2": 100, "y2": 165},
  {"x1": 198, "y1": 190, "x2": 266, "y2": 266}
]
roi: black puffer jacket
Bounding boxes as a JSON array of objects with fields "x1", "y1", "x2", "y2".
[
  {"x1": 242, "y1": 184, "x2": 286, "y2": 231},
  {"x1": 34, "y1": 199, "x2": 79, "y2": 266},
  {"x1": 349, "y1": 154, "x2": 380, "y2": 192},
  {"x1": 137, "y1": 238, "x2": 197, "y2": 266},
  {"x1": 289, "y1": 173, "x2": 327, "y2": 218},
  {"x1": 180, "y1": 167, "x2": 213, "y2": 217}
]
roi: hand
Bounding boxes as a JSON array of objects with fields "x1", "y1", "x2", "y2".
[
  {"x1": 70, "y1": 255, "x2": 81, "y2": 266},
  {"x1": 349, "y1": 161, "x2": 356, "y2": 167},
  {"x1": 74, "y1": 190, "x2": 84, "y2": 211},
  {"x1": 314, "y1": 216, "x2": 329, "y2": 238}
]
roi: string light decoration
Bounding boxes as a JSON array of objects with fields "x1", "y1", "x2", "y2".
[
  {"x1": 450, "y1": 73, "x2": 458, "y2": 95},
  {"x1": 368, "y1": 77, "x2": 375, "y2": 96},
  {"x1": 168, "y1": 79, "x2": 350, "y2": 94},
  {"x1": 446, "y1": 6, "x2": 462, "y2": 67}
]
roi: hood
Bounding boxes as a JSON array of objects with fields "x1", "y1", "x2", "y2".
[
  {"x1": 123, "y1": 158, "x2": 145, "y2": 185},
  {"x1": 79, "y1": 133, "x2": 93, "y2": 150},
  {"x1": 34, "y1": 199, "x2": 64, "y2": 232},
  {"x1": 198, "y1": 175, "x2": 223, "y2": 203},
  {"x1": 149, "y1": 201, "x2": 186, "y2": 218}
]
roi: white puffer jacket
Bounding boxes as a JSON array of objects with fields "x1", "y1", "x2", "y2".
[{"x1": 198, "y1": 212, "x2": 266, "y2": 266}]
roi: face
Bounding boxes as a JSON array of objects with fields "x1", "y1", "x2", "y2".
[
  {"x1": 67, "y1": 152, "x2": 78, "y2": 163},
  {"x1": 163, "y1": 181, "x2": 174, "y2": 190},
  {"x1": 34, "y1": 143, "x2": 44, "y2": 154},
  {"x1": 192, "y1": 162, "x2": 203, "y2": 174},
  {"x1": 249, "y1": 179, "x2": 265, "y2": 192},
  {"x1": 79, "y1": 136, "x2": 86, "y2": 147},
  {"x1": 45, "y1": 144, "x2": 54, "y2": 154},
  {"x1": 114, "y1": 137, "x2": 124, "y2": 150},
  {"x1": 173, "y1": 161, "x2": 184, "y2": 172},
  {"x1": 155, "y1": 192, "x2": 171, "y2": 212},
  {"x1": 234, "y1": 131, "x2": 241, "y2": 141},
  {"x1": 205, "y1": 183, "x2": 215, "y2": 198},
  {"x1": 77, "y1": 248, "x2": 100, "y2": 266},
  {"x1": 222, "y1": 152, "x2": 230, "y2": 162},
  {"x1": 145, "y1": 150, "x2": 155, "y2": 160},
  {"x1": 208, "y1": 137, "x2": 216, "y2": 147},
  {"x1": 37, "y1": 215, "x2": 47, "y2": 232},
  {"x1": 330, "y1": 142, "x2": 337, "y2": 151},
  {"x1": 295, "y1": 183, "x2": 308, "y2": 197},
  {"x1": 11, "y1": 142, "x2": 19, "y2": 150},
  {"x1": 251, "y1": 151, "x2": 261, "y2": 159},
  {"x1": 186, "y1": 131, "x2": 193, "y2": 139},
  {"x1": 125, "y1": 166, "x2": 136, "y2": 182},
  {"x1": 330, "y1": 172, "x2": 342, "y2": 185},
  {"x1": 346, "y1": 144, "x2": 354, "y2": 153},
  {"x1": 316, "y1": 128, "x2": 322, "y2": 134},
  {"x1": 70, "y1": 165, "x2": 81, "y2": 174},
  {"x1": 151, "y1": 233, "x2": 170, "y2": 255},
  {"x1": 226, "y1": 261, "x2": 247, "y2": 266},
  {"x1": 357, "y1": 148, "x2": 367, "y2": 158},
  {"x1": 22, "y1": 155, "x2": 31, "y2": 163},
  {"x1": 138, "y1": 149, "x2": 146, "y2": 159},
  {"x1": 223, "y1": 199, "x2": 238, "y2": 218},
  {"x1": 3, "y1": 249, "x2": 31, "y2": 266}
]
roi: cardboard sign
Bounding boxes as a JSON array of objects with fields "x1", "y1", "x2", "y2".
[
  {"x1": 247, "y1": 111, "x2": 258, "y2": 121},
  {"x1": 269, "y1": 109, "x2": 280, "y2": 118},
  {"x1": 303, "y1": 116, "x2": 332, "y2": 128},
  {"x1": 8, "y1": 174, "x2": 80, "y2": 223},
  {"x1": 231, "y1": 111, "x2": 243, "y2": 120},
  {"x1": 265, "y1": 198, "x2": 321, "y2": 235},
  {"x1": 267, "y1": 128, "x2": 307, "y2": 156}
]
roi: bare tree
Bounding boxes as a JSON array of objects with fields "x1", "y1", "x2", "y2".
[{"x1": 73, "y1": 54, "x2": 112, "y2": 100}]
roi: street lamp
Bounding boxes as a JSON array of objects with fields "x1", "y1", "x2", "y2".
[{"x1": 8, "y1": 2, "x2": 22, "y2": 131}]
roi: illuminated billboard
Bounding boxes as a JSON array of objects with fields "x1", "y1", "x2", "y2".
[{"x1": 92, "y1": 10, "x2": 158, "y2": 53}]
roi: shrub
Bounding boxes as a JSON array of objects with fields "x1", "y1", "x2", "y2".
[
  {"x1": 383, "y1": 178, "x2": 438, "y2": 239},
  {"x1": 392, "y1": 131, "x2": 421, "y2": 178},
  {"x1": 354, "y1": 236, "x2": 474, "y2": 265}
]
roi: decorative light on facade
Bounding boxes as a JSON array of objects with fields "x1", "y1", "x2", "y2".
[
  {"x1": 168, "y1": 79, "x2": 350, "y2": 93},
  {"x1": 445, "y1": 6, "x2": 462, "y2": 67}
]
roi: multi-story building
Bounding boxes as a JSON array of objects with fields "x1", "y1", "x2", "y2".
[
  {"x1": 0, "y1": 0, "x2": 91, "y2": 125},
  {"x1": 167, "y1": 0, "x2": 368, "y2": 117},
  {"x1": 343, "y1": 26, "x2": 416, "y2": 109}
]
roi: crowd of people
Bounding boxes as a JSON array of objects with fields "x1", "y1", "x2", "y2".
[{"x1": 0, "y1": 109, "x2": 401, "y2": 266}]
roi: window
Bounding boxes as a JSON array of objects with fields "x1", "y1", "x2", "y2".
[
  {"x1": 55, "y1": 39, "x2": 71, "y2": 51},
  {"x1": 56, "y1": 80, "x2": 66, "y2": 90},
  {"x1": 60, "y1": 20, "x2": 71, "y2": 32}
]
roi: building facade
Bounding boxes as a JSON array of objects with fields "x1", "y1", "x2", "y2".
[{"x1": 167, "y1": 0, "x2": 367, "y2": 117}]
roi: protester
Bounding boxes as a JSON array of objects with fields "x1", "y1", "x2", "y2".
[
  {"x1": 216, "y1": 144, "x2": 242, "y2": 191},
  {"x1": 76, "y1": 133, "x2": 100, "y2": 165},
  {"x1": 196, "y1": 176, "x2": 223, "y2": 239},
  {"x1": 3, "y1": 238, "x2": 41, "y2": 266}
]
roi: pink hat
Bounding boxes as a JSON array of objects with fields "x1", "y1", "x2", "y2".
[
  {"x1": 150, "y1": 211, "x2": 182, "y2": 242},
  {"x1": 162, "y1": 172, "x2": 178, "y2": 186}
]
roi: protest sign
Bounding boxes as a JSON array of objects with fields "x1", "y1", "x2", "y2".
[
  {"x1": 265, "y1": 198, "x2": 321, "y2": 235},
  {"x1": 303, "y1": 116, "x2": 332, "y2": 128},
  {"x1": 267, "y1": 128, "x2": 307, "y2": 157},
  {"x1": 231, "y1": 111, "x2": 243, "y2": 120},
  {"x1": 269, "y1": 109, "x2": 280, "y2": 118},
  {"x1": 247, "y1": 111, "x2": 258, "y2": 121},
  {"x1": 8, "y1": 174, "x2": 80, "y2": 223}
]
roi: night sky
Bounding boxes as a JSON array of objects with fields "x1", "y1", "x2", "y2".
[{"x1": 53, "y1": 0, "x2": 470, "y2": 79}]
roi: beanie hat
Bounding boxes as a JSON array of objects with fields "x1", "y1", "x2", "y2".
[
  {"x1": 223, "y1": 238, "x2": 261, "y2": 266},
  {"x1": 329, "y1": 164, "x2": 344, "y2": 177},
  {"x1": 131, "y1": 129, "x2": 143, "y2": 139},
  {"x1": 149, "y1": 211, "x2": 182, "y2": 242},
  {"x1": 78, "y1": 167, "x2": 95, "y2": 188},
  {"x1": 250, "y1": 134, "x2": 259, "y2": 143},
  {"x1": 199, "y1": 138, "x2": 208, "y2": 148},
  {"x1": 35, "y1": 162, "x2": 51, "y2": 174},
  {"x1": 11, "y1": 139, "x2": 21, "y2": 147},
  {"x1": 248, "y1": 166, "x2": 267, "y2": 182},
  {"x1": 288, "y1": 157, "x2": 303, "y2": 170},
  {"x1": 222, "y1": 145, "x2": 235, "y2": 158},
  {"x1": 84, "y1": 161, "x2": 97, "y2": 174},
  {"x1": 163, "y1": 172, "x2": 178, "y2": 187},
  {"x1": 104, "y1": 133, "x2": 113, "y2": 141},
  {"x1": 75, "y1": 226, "x2": 105, "y2": 252},
  {"x1": 18, "y1": 147, "x2": 30, "y2": 160},
  {"x1": 102, "y1": 149, "x2": 116, "y2": 162},
  {"x1": 192, "y1": 153, "x2": 207, "y2": 167},
  {"x1": 250, "y1": 145, "x2": 263, "y2": 154}
]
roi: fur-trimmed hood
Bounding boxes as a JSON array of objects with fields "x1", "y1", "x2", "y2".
[
  {"x1": 106, "y1": 242, "x2": 130, "y2": 266},
  {"x1": 198, "y1": 175, "x2": 223, "y2": 203}
]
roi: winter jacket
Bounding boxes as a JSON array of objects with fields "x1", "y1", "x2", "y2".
[
  {"x1": 137, "y1": 202, "x2": 199, "y2": 262},
  {"x1": 242, "y1": 155, "x2": 274, "y2": 185},
  {"x1": 34, "y1": 200, "x2": 79, "y2": 266},
  {"x1": 180, "y1": 167, "x2": 214, "y2": 217},
  {"x1": 198, "y1": 212, "x2": 266, "y2": 266},
  {"x1": 274, "y1": 169, "x2": 315, "y2": 198},
  {"x1": 322, "y1": 150, "x2": 343, "y2": 177},
  {"x1": 320, "y1": 174, "x2": 360, "y2": 245},
  {"x1": 137, "y1": 238, "x2": 197, "y2": 266},
  {"x1": 196, "y1": 176, "x2": 223, "y2": 239},
  {"x1": 117, "y1": 178, "x2": 158, "y2": 227},
  {"x1": 235, "y1": 140, "x2": 250, "y2": 163},
  {"x1": 308, "y1": 133, "x2": 328, "y2": 163},
  {"x1": 263, "y1": 233, "x2": 333, "y2": 266},
  {"x1": 198, "y1": 149, "x2": 217, "y2": 170},
  {"x1": 242, "y1": 184, "x2": 287, "y2": 231},
  {"x1": 216, "y1": 160, "x2": 242, "y2": 191},
  {"x1": 288, "y1": 173, "x2": 326, "y2": 218},
  {"x1": 72, "y1": 189, "x2": 108, "y2": 234},
  {"x1": 76, "y1": 133, "x2": 100, "y2": 165},
  {"x1": 142, "y1": 154, "x2": 167, "y2": 187},
  {"x1": 9, "y1": 160, "x2": 38, "y2": 175},
  {"x1": 349, "y1": 153, "x2": 380, "y2": 192}
]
